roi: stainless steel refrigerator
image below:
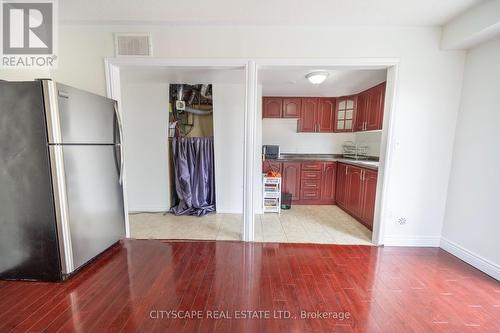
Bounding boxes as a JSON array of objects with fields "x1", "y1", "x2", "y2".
[{"x1": 0, "y1": 80, "x2": 126, "y2": 281}]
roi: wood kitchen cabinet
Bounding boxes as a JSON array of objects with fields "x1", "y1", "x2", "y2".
[
  {"x1": 346, "y1": 166, "x2": 363, "y2": 218},
  {"x1": 283, "y1": 98, "x2": 301, "y2": 118},
  {"x1": 298, "y1": 98, "x2": 318, "y2": 132},
  {"x1": 335, "y1": 96, "x2": 356, "y2": 132},
  {"x1": 262, "y1": 97, "x2": 301, "y2": 119},
  {"x1": 262, "y1": 97, "x2": 283, "y2": 118},
  {"x1": 300, "y1": 162, "x2": 322, "y2": 201},
  {"x1": 336, "y1": 162, "x2": 378, "y2": 230},
  {"x1": 262, "y1": 160, "x2": 337, "y2": 204},
  {"x1": 282, "y1": 162, "x2": 301, "y2": 201},
  {"x1": 360, "y1": 169, "x2": 378, "y2": 229},
  {"x1": 317, "y1": 98, "x2": 336, "y2": 132},
  {"x1": 320, "y1": 162, "x2": 337, "y2": 201},
  {"x1": 355, "y1": 82, "x2": 386, "y2": 131},
  {"x1": 298, "y1": 97, "x2": 336, "y2": 133},
  {"x1": 335, "y1": 163, "x2": 348, "y2": 206}
]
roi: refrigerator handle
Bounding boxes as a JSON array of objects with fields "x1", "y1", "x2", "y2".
[{"x1": 114, "y1": 103, "x2": 124, "y2": 185}]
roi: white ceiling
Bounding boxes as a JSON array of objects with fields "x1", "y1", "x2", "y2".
[
  {"x1": 260, "y1": 68, "x2": 387, "y2": 96},
  {"x1": 60, "y1": 0, "x2": 482, "y2": 27},
  {"x1": 121, "y1": 66, "x2": 387, "y2": 96}
]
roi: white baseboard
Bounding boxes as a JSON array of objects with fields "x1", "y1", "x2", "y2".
[
  {"x1": 383, "y1": 235, "x2": 441, "y2": 247},
  {"x1": 440, "y1": 237, "x2": 500, "y2": 281},
  {"x1": 128, "y1": 207, "x2": 170, "y2": 213}
]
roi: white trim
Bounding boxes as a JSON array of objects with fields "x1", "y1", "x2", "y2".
[
  {"x1": 128, "y1": 208, "x2": 170, "y2": 213},
  {"x1": 254, "y1": 57, "x2": 400, "y2": 245},
  {"x1": 242, "y1": 60, "x2": 257, "y2": 241},
  {"x1": 383, "y1": 235, "x2": 441, "y2": 247},
  {"x1": 104, "y1": 60, "x2": 131, "y2": 238},
  {"x1": 104, "y1": 56, "x2": 402, "y2": 244},
  {"x1": 372, "y1": 65, "x2": 399, "y2": 245},
  {"x1": 440, "y1": 237, "x2": 500, "y2": 281}
]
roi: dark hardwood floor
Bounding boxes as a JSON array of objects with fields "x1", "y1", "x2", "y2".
[{"x1": 0, "y1": 240, "x2": 499, "y2": 332}]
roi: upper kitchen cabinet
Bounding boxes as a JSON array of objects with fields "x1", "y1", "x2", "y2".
[
  {"x1": 335, "y1": 96, "x2": 356, "y2": 132},
  {"x1": 298, "y1": 97, "x2": 335, "y2": 133},
  {"x1": 366, "y1": 82, "x2": 386, "y2": 131},
  {"x1": 283, "y1": 98, "x2": 301, "y2": 118},
  {"x1": 262, "y1": 97, "x2": 301, "y2": 118},
  {"x1": 298, "y1": 97, "x2": 318, "y2": 132},
  {"x1": 317, "y1": 98, "x2": 336, "y2": 132},
  {"x1": 355, "y1": 82, "x2": 386, "y2": 131},
  {"x1": 262, "y1": 97, "x2": 283, "y2": 118}
]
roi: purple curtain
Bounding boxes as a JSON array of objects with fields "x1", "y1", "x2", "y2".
[{"x1": 170, "y1": 137, "x2": 216, "y2": 216}]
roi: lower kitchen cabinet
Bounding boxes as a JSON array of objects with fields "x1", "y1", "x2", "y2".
[
  {"x1": 360, "y1": 169, "x2": 377, "y2": 229},
  {"x1": 282, "y1": 162, "x2": 301, "y2": 201},
  {"x1": 320, "y1": 162, "x2": 336, "y2": 202},
  {"x1": 262, "y1": 160, "x2": 337, "y2": 204},
  {"x1": 336, "y1": 163, "x2": 378, "y2": 230}
]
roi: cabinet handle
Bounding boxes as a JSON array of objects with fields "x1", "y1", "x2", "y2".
[{"x1": 345, "y1": 167, "x2": 348, "y2": 175}]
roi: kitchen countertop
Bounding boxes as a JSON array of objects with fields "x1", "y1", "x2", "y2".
[{"x1": 268, "y1": 153, "x2": 379, "y2": 170}]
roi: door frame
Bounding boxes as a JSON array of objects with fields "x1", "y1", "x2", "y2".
[
  {"x1": 253, "y1": 58, "x2": 400, "y2": 246},
  {"x1": 104, "y1": 57, "x2": 400, "y2": 245},
  {"x1": 104, "y1": 58, "x2": 251, "y2": 238}
]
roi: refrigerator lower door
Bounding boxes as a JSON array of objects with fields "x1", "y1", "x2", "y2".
[{"x1": 51, "y1": 145, "x2": 125, "y2": 273}]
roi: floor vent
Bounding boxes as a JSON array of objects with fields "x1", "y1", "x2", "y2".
[{"x1": 114, "y1": 33, "x2": 152, "y2": 57}]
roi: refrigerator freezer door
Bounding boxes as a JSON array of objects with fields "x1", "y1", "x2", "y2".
[
  {"x1": 43, "y1": 81, "x2": 118, "y2": 144},
  {"x1": 58, "y1": 145, "x2": 126, "y2": 271},
  {"x1": 0, "y1": 81, "x2": 62, "y2": 281}
]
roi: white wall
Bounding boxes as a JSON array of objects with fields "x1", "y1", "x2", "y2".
[
  {"x1": 355, "y1": 131, "x2": 382, "y2": 157},
  {"x1": 212, "y1": 84, "x2": 246, "y2": 214},
  {"x1": 120, "y1": 80, "x2": 170, "y2": 212},
  {"x1": 441, "y1": 36, "x2": 500, "y2": 280},
  {"x1": 262, "y1": 119, "x2": 355, "y2": 154},
  {"x1": 25, "y1": 24, "x2": 465, "y2": 244}
]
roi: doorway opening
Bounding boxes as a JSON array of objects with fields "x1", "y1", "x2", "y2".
[
  {"x1": 255, "y1": 65, "x2": 391, "y2": 244},
  {"x1": 117, "y1": 66, "x2": 246, "y2": 240}
]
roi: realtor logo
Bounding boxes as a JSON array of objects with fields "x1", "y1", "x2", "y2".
[{"x1": 1, "y1": 0, "x2": 57, "y2": 67}]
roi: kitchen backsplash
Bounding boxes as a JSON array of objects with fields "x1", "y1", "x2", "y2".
[
  {"x1": 262, "y1": 119, "x2": 382, "y2": 156},
  {"x1": 354, "y1": 131, "x2": 382, "y2": 157},
  {"x1": 262, "y1": 119, "x2": 355, "y2": 154}
]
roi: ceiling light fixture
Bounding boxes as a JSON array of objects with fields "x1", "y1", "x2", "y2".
[{"x1": 306, "y1": 71, "x2": 329, "y2": 84}]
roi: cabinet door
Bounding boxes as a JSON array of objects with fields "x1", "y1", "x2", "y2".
[
  {"x1": 335, "y1": 96, "x2": 356, "y2": 132},
  {"x1": 262, "y1": 160, "x2": 282, "y2": 174},
  {"x1": 317, "y1": 98, "x2": 336, "y2": 132},
  {"x1": 360, "y1": 169, "x2": 378, "y2": 230},
  {"x1": 347, "y1": 166, "x2": 363, "y2": 218},
  {"x1": 298, "y1": 98, "x2": 318, "y2": 132},
  {"x1": 366, "y1": 83, "x2": 386, "y2": 131},
  {"x1": 262, "y1": 97, "x2": 282, "y2": 118},
  {"x1": 283, "y1": 98, "x2": 301, "y2": 118},
  {"x1": 355, "y1": 93, "x2": 367, "y2": 131},
  {"x1": 282, "y1": 162, "x2": 301, "y2": 201},
  {"x1": 335, "y1": 163, "x2": 348, "y2": 206},
  {"x1": 321, "y1": 162, "x2": 337, "y2": 201}
]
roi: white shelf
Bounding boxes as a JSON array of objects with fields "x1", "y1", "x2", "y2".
[{"x1": 263, "y1": 175, "x2": 281, "y2": 214}]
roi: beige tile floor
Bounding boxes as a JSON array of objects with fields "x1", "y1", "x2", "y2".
[{"x1": 129, "y1": 205, "x2": 372, "y2": 245}]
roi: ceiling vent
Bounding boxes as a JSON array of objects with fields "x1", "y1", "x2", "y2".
[{"x1": 114, "y1": 33, "x2": 152, "y2": 57}]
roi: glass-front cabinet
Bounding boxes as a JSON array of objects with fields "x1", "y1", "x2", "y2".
[{"x1": 335, "y1": 96, "x2": 356, "y2": 132}]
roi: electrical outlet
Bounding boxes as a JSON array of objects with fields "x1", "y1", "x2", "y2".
[{"x1": 396, "y1": 217, "x2": 407, "y2": 225}]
